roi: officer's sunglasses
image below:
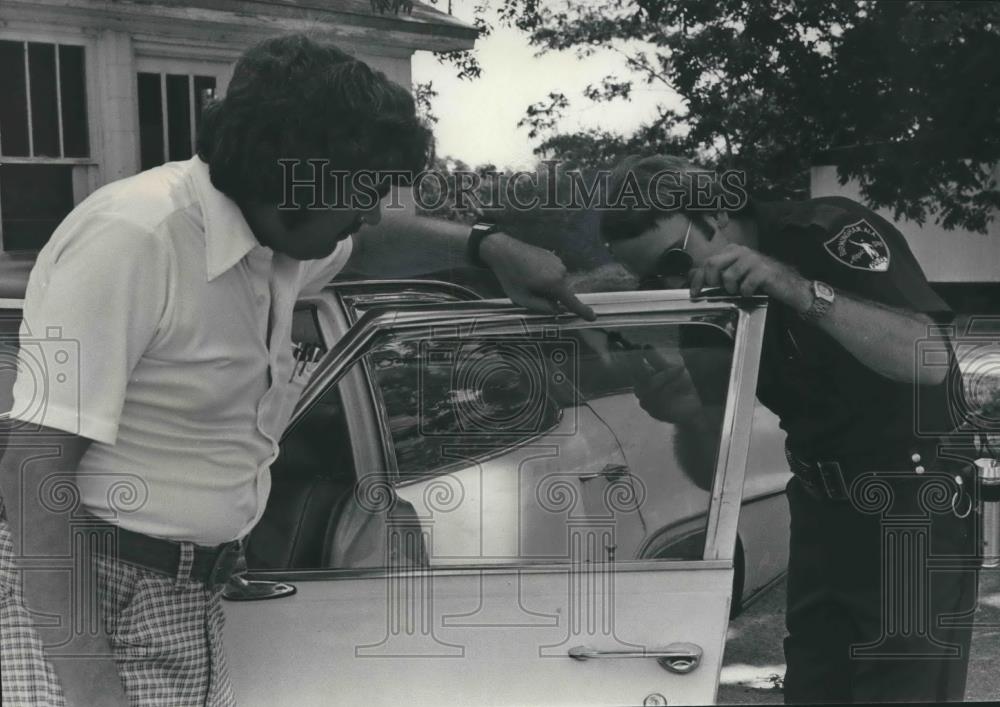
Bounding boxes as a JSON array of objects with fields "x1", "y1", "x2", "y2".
[{"x1": 637, "y1": 218, "x2": 694, "y2": 291}]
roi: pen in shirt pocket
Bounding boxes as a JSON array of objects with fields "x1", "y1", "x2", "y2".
[{"x1": 289, "y1": 343, "x2": 323, "y2": 382}]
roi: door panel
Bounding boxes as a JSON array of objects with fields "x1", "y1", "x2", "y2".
[
  {"x1": 225, "y1": 566, "x2": 732, "y2": 707},
  {"x1": 226, "y1": 292, "x2": 767, "y2": 706}
]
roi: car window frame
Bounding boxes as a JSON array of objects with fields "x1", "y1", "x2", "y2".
[
  {"x1": 300, "y1": 290, "x2": 388, "y2": 488},
  {"x1": 287, "y1": 291, "x2": 768, "y2": 573}
]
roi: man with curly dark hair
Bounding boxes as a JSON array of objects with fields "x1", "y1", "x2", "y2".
[{"x1": 0, "y1": 33, "x2": 592, "y2": 707}]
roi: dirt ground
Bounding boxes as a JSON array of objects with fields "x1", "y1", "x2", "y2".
[{"x1": 718, "y1": 568, "x2": 1000, "y2": 704}]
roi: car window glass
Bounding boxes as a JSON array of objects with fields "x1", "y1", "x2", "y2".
[
  {"x1": 317, "y1": 312, "x2": 737, "y2": 571},
  {"x1": 368, "y1": 334, "x2": 565, "y2": 474}
]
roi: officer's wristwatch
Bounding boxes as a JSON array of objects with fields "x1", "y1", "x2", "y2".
[
  {"x1": 467, "y1": 222, "x2": 501, "y2": 268},
  {"x1": 800, "y1": 280, "x2": 835, "y2": 323}
]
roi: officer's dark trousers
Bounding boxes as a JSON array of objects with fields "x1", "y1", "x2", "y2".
[{"x1": 782, "y1": 474, "x2": 979, "y2": 703}]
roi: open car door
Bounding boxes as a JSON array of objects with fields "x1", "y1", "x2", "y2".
[{"x1": 224, "y1": 291, "x2": 767, "y2": 706}]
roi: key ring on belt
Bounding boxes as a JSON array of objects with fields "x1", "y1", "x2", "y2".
[{"x1": 952, "y1": 475, "x2": 973, "y2": 519}]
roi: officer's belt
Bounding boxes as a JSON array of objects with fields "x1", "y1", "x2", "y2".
[
  {"x1": 785, "y1": 449, "x2": 853, "y2": 501},
  {"x1": 782, "y1": 447, "x2": 937, "y2": 502},
  {"x1": 84, "y1": 518, "x2": 242, "y2": 589}
]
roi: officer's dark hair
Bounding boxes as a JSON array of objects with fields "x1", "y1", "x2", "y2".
[
  {"x1": 196, "y1": 33, "x2": 432, "y2": 227},
  {"x1": 600, "y1": 154, "x2": 749, "y2": 243}
]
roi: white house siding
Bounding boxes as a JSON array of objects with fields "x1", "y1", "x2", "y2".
[{"x1": 811, "y1": 164, "x2": 1000, "y2": 283}]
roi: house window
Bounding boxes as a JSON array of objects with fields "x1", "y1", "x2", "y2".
[
  {"x1": 138, "y1": 72, "x2": 217, "y2": 170},
  {"x1": 0, "y1": 39, "x2": 90, "y2": 251}
]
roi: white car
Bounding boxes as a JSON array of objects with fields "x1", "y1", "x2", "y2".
[{"x1": 0, "y1": 276, "x2": 791, "y2": 706}]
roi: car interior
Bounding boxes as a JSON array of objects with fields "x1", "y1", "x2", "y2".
[{"x1": 244, "y1": 384, "x2": 357, "y2": 569}]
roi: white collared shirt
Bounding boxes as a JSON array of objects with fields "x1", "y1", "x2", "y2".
[{"x1": 11, "y1": 157, "x2": 352, "y2": 544}]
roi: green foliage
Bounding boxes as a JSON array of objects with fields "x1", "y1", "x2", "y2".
[
  {"x1": 423, "y1": 0, "x2": 1000, "y2": 232},
  {"x1": 413, "y1": 81, "x2": 439, "y2": 125}
]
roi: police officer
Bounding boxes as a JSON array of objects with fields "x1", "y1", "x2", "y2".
[{"x1": 600, "y1": 154, "x2": 978, "y2": 703}]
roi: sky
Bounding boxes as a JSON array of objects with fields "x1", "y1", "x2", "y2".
[{"x1": 410, "y1": 3, "x2": 679, "y2": 170}]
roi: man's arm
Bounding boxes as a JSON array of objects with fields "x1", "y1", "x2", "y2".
[
  {"x1": 691, "y1": 244, "x2": 944, "y2": 385},
  {"x1": 801, "y1": 284, "x2": 942, "y2": 385},
  {"x1": 347, "y1": 199, "x2": 594, "y2": 320},
  {"x1": 0, "y1": 428, "x2": 129, "y2": 706},
  {"x1": 634, "y1": 372, "x2": 722, "y2": 491}
]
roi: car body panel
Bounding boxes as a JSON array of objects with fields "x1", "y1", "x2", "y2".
[{"x1": 224, "y1": 565, "x2": 734, "y2": 707}]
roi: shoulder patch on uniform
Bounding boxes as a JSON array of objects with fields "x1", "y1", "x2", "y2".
[{"x1": 823, "y1": 219, "x2": 890, "y2": 272}]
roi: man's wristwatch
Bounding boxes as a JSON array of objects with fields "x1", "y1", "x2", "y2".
[
  {"x1": 467, "y1": 222, "x2": 501, "y2": 268},
  {"x1": 800, "y1": 280, "x2": 835, "y2": 322}
]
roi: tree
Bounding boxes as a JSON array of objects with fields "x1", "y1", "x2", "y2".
[{"x1": 418, "y1": 0, "x2": 1000, "y2": 233}]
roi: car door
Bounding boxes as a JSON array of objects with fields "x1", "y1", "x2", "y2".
[
  {"x1": 224, "y1": 291, "x2": 767, "y2": 707},
  {"x1": 329, "y1": 280, "x2": 790, "y2": 613}
]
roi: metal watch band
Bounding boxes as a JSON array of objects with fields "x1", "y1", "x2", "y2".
[{"x1": 800, "y1": 280, "x2": 835, "y2": 323}]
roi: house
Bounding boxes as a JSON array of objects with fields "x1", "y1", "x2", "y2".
[{"x1": 0, "y1": 0, "x2": 476, "y2": 257}]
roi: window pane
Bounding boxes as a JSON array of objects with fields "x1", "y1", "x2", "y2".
[
  {"x1": 0, "y1": 40, "x2": 30, "y2": 156},
  {"x1": 58, "y1": 45, "x2": 89, "y2": 158},
  {"x1": 137, "y1": 72, "x2": 164, "y2": 170},
  {"x1": 166, "y1": 74, "x2": 191, "y2": 161},
  {"x1": 0, "y1": 164, "x2": 74, "y2": 250},
  {"x1": 28, "y1": 43, "x2": 59, "y2": 157},
  {"x1": 193, "y1": 75, "x2": 216, "y2": 133}
]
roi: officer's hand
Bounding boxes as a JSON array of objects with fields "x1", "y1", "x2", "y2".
[
  {"x1": 480, "y1": 232, "x2": 596, "y2": 320},
  {"x1": 690, "y1": 244, "x2": 811, "y2": 309},
  {"x1": 630, "y1": 346, "x2": 703, "y2": 423}
]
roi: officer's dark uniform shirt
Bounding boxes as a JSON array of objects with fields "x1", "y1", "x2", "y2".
[{"x1": 751, "y1": 197, "x2": 959, "y2": 464}]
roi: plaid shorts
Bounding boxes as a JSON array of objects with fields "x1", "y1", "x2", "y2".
[{"x1": 0, "y1": 517, "x2": 236, "y2": 706}]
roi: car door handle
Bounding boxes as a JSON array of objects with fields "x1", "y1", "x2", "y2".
[
  {"x1": 221, "y1": 575, "x2": 297, "y2": 602},
  {"x1": 579, "y1": 463, "x2": 630, "y2": 482},
  {"x1": 568, "y1": 642, "x2": 703, "y2": 674}
]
